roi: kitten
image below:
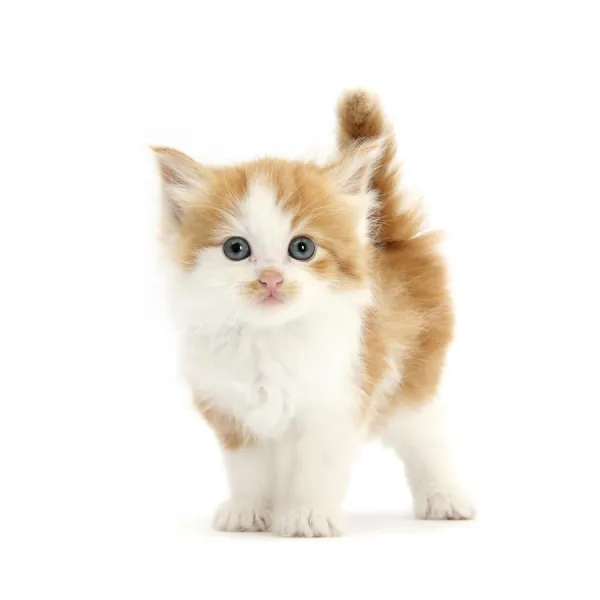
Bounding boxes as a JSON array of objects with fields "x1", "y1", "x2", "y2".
[{"x1": 153, "y1": 90, "x2": 475, "y2": 537}]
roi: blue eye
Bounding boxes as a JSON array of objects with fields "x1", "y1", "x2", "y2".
[
  {"x1": 223, "y1": 237, "x2": 251, "y2": 261},
  {"x1": 288, "y1": 237, "x2": 316, "y2": 261}
]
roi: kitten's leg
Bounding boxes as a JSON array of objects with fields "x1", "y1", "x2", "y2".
[
  {"x1": 214, "y1": 443, "x2": 274, "y2": 532},
  {"x1": 385, "y1": 400, "x2": 476, "y2": 520},
  {"x1": 272, "y1": 410, "x2": 361, "y2": 537}
]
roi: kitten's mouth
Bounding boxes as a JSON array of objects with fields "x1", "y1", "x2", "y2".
[{"x1": 261, "y1": 293, "x2": 284, "y2": 304}]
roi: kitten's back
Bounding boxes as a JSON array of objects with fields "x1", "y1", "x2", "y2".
[{"x1": 337, "y1": 90, "x2": 454, "y2": 422}]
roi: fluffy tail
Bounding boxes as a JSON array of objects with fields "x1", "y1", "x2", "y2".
[{"x1": 336, "y1": 90, "x2": 425, "y2": 245}]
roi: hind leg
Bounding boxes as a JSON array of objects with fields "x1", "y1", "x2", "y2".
[{"x1": 384, "y1": 400, "x2": 476, "y2": 520}]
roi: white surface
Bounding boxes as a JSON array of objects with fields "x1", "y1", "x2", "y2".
[{"x1": 1, "y1": 1, "x2": 599, "y2": 598}]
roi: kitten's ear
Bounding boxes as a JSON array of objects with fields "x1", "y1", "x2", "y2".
[
  {"x1": 152, "y1": 146, "x2": 206, "y2": 223},
  {"x1": 329, "y1": 137, "x2": 385, "y2": 195}
]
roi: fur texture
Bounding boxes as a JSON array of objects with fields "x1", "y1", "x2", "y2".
[{"x1": 154, "y1": 90, "x2": 475, "y2": 537}]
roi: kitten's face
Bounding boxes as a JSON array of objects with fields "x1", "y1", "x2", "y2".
[{"x1": 154, "y1": 145, "x2": 381, "y2": 331}]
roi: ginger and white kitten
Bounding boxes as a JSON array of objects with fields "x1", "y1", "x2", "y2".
[{"x1": 154, "y1": 90, "x2": 475, "y2": 537}]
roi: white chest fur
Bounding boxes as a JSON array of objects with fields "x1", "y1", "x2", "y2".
[{"x1": 179, "y1": 304, "x2": 365, "y2": 438}]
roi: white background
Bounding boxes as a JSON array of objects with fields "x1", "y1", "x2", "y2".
[{"x1": 1, "y1": 1, "x2": 599, "y2": 598}]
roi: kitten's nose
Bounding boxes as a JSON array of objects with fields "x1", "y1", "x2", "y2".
[{"x1": 258, "y1": 269, "x2": 283, "y2": 295}]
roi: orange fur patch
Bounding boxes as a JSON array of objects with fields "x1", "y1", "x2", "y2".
[{"x1": 194, "y1": 395, "x2": 256, "y2": 450}]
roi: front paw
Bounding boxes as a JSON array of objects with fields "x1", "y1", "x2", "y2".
[
  {"x1": 273, "y1": 508, "x2": 342, "y2": 538},
  {"x1": 213, "y1": 501, "x2": 272, "y2": 532},
  {"x1": 414, "y1": 487, "x2": 476, "y2": 520}
]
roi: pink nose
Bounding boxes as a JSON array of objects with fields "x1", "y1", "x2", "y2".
[{"x1": 259, "y1": 269, "x2": 283, "y2": 295}]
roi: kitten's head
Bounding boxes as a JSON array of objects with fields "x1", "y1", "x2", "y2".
[{"x1": 154, "y1": 141, "x2": 382, "y2": 331}]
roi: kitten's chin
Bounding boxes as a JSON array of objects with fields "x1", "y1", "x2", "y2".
[{"x1": 241, "y1": 296, "x2": 307, "y2": 328}]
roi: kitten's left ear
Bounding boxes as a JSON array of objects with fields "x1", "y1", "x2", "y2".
[{"x1": 328, "y1": 137, "x2": 385, "y2": 195}]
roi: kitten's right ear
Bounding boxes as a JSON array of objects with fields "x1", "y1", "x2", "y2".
[{"x1": 152, "y1": 146, "x2": 205, "y2": 223}]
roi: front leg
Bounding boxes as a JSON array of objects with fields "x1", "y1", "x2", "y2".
[
  {"x1": 272, "y1": 408, "x2": 362, "y2": 538},
  {"x1": 214, "y1": 444, "x2": 274, "y2": 532}
]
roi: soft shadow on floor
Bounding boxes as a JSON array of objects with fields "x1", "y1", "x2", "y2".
[
  {"x1": 347, "y1": 511, "x2": 476, "y2": 535},
  {"x1": 179, "y1": 510, "x2": 477, "y2": 539}
]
